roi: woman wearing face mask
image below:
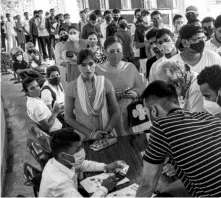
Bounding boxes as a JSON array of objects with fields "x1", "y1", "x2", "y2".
[
  {"x1": 87, "y1": 31, "x2": 106, "y2": 64},
  {"x1": 96, "y1": 36, "x2": 146, "y2": 136},
  {"x1": 41, "y1": 66, "x2": 64, "y2": 111},
  {"x1": 55, "y1": 28, "x2": 69, "y2": 89},
  {"x1": 62, "y1": 26, "x2": 88, "y2": 83},
  {"x1": 65, "y1": 49, "x2": 120, "y2": 140}
]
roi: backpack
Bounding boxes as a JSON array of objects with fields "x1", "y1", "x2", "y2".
[{"x1": 41, "y1": 85, "x2": 63, "y2": 107}]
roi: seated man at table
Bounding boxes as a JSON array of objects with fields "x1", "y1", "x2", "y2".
[
  {"x1": 136, "y1": 81, "x2": 221, "y2": 197},
  {"x1": 23, "y1": 77, "x2": 63, "y2": 133},
  {"x1": 197, "y1": 65, "x2": 221, "y2": 119},
  {"x1": 39, "y1": 128, "x2": 123, "y2": 197}
]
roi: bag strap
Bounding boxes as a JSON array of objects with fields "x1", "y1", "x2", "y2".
[
  {"x1": 58, "y1": 84, "x2": 63, "y2": 92},
  {"x1": 41, "y1": 85, "x2": 56, "y2": 107}
]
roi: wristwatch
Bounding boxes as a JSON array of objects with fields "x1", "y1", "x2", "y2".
[{"x1": 104, "y1": 164, "x2": 107, "y2": 173}]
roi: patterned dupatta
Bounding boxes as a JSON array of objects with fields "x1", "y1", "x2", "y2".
[{"x1": 77, "y1": 75, "x2": 109, "y2": 130}]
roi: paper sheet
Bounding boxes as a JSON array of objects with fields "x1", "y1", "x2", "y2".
[
  {"x1": 80, "y1": 173, "x2": 130, "y2": 193},
  {"x1": 107, "y1": 183, "x2": 139, "y2": 197}
]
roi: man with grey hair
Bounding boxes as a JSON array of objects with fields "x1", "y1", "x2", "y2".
[{"x1": 152, "y1": 60, "x2": 204, "y2": 112}]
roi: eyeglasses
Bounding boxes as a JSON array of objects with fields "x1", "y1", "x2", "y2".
[{"x1": 80, "y1": 62, "x2": 96, "y2": 67}]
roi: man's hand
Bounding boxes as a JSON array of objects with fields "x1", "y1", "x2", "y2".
[
  {"x1": 101, "y1": 175, "x2": 118, "y2": 192},
  {"x1": 106, "y1": 161, "x2": 124, "y2": 173},
  {"x1": 123, "y1": 90, "x2": 138, "y2": 99},
  {"x1": 162, "y1": 163, "x2": 176, "y2": 177},
  {"x1": 52, "y1": 102, "x2": 62, "y2": 114},
  {"x1": 91, "y1": 131, "x2": 107, "y2": 140}
]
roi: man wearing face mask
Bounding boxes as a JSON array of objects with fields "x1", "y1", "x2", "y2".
[
  {"x1": 100, "y1": 10, "x2": 112, "y2": 42},
  {"x1": 39, "y1": 129, "x2": 124, "y2": 197},
  {"x1": 106, "y1": 8, "x2": 121, "y2": 38},
  {"x1": 136, "y1": 81, "x2": 221, "y2": 197},
  {"x1": 11, "y1": 47, "x2": 44, "y2": 81},
  {"x1": 23, "y1": 77, "x2": 63, "y2": 133},
  {"x1": 197, "y1": 65, "x2": 221, "y2": 119},
  {"x1": 115, "y1": 17, "x2": 134, "y2": 62},
  {"x1": 202, "y1": 17, "x2": 215, "y2": 41},
  {"x1": 134, "y1": 10, "x2": 151, "y2": 74},
  {"x1": 170, "y1": 24, "x2": 221, "y2": 74},
  {"x1": 145, "y1": 29, "x2": 163, "y2": 80},
  {"x1": 81, "y1": 13, "x2": 102, "y2": 40},
  {"x1": 149, "y1": 29, "x2": 178, "y2": 83},
  {"x1": 205, "y1": 15, "x2": 221, "y2": 55},
  {"x1": 41, "y1": 66, "x2": 64, "y2": 110},
  {"x1": 185, "y1": 6, "x2": 199, "y2": 24}
]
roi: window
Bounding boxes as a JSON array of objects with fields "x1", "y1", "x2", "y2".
[
  {"x1": 121, "y1": 0, "x2": 132, "y2": 9},
  {"x1": 100, "y1": 0, "x2": 108, "y2": 10},
  {"x1": 77, "y1": 0, "x2": 88, "y2": 10}
]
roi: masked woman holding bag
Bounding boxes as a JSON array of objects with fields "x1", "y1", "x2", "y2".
[
  {"x1": 65, "y1": 49, "x2": 120, "y2": 141},
  {"x1": 96, "y1": 36, "x2": 146, "y2": 136}
]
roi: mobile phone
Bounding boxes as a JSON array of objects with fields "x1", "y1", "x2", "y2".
[
  {"x1": 66, "y1": 51, "x2": 74, "y2": 58},
  {"x1": 115, "y1": 171, "x2": 126, "y2": 182}
]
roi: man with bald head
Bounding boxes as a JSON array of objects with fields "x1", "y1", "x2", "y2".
[
  {"x1": 23, "y1": 42, "x2": 45, "y2": 73},
  {"x1": 151, "y1": 60, "x2": 204, "y2": 113}
]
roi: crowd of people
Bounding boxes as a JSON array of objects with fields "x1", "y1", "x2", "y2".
[{"x1": 1, "y1": 5, "x2": 221, "y2": 197}]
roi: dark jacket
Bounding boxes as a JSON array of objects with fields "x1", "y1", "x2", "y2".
[{"x1": 29, "y1": 17, "x2": 38, "y2": 36}]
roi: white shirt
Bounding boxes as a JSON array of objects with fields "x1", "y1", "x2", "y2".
[
  {"x1": 35, "y1": 17, "x2": 49, "y2": 37},
  {"x1": 26, "y1": 97, "x2": 62, "y2": 132},
  {"x1": 205, "y1": 39, "x2": 221, "y2": 55},
  {"x1": 41, "y1": 80, "x2": 64, "y2": 105},
  {"x1": 39, "y1": 158, "x2": 108, "y2": 197},
  {"x1": 22, "y1": 18, "x2": 30, "y2": 35},
  {"x1": 4, "y1": 20, "x2": 16, "y2": 35},
  {"x1": 100, "y1": 21, "x2": 109, "y2": 40},
  {"x1": 179, "y1": 73, "x2": 205, "y2": 113},
  {"x1": 170, "y1": 49, "x2": 221, "y2": 73},
  {"x1": 23, "y1": 51, "x2": 40, "y2": 67}
]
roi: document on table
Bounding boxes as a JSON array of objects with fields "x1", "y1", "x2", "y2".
[
  {"x1": 107, "y1": 183, "x2": 139, "y2": 197},
  {"x1": 80, "y1": 173, "x2": 130, "y2": 193}
]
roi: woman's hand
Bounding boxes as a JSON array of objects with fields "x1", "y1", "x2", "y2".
[
  {"x1": 123, "y1": 90, "x2": 138, "y2": 99},
  {"x1": 162, "y1": 163, "x2": 176, "y2": 177},
  {"x1": 115, "y1": 90, "x2": 123, "y2": 101},
  {"x1": 91, "y1": 131, "x2": 107, "y2": 140}
]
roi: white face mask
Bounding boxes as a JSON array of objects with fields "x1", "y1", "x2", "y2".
[
  {"x1": 69, "y1": 34, "x2": 79, "y2": 41},
  {"x1": 62, "y1": 148, "x2": 86, "y2": 168},
  {"x1": 204, "y1": 99, "x2": 221, "y2": 115},
  {"x1": 16, "y1": 55, "x2": 23, "y2": 62},
  {"x1": 160, "y1": 42, "x2": 175, "y2": 54},
  {"x1": 143, "y1": 16, "x2": 150, "y2": 24}
]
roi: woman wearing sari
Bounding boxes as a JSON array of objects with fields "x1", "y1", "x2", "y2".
[
  {"x1": 61, "y1": 25, "x2": 88, "y2": 84},
  {"x1": 96, "y1": 36, "x2": 146, "y2": 136},
  {"x1": 65, "y1": 49, "x2": 120, "y2": 140}
]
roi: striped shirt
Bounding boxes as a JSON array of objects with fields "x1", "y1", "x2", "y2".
[{"x1": 143, "y1": 108, "x2": 221, "y2": 197}]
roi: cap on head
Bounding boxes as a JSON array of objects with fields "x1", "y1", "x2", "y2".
[
  {"x1": 180, "y1": 24, "x2": 204, "y2": 39},
  {"x1": 186, "y1": 5, "x2": 198, "y2": 14}
]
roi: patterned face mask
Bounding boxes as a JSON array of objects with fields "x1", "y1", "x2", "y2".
[{"x1": 189, "y1": 40, "x2": 205, "y2": 53}]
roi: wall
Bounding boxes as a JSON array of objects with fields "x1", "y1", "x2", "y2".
[{"x1": 1, "y1": 99, "x2": 7, "y2": 196}]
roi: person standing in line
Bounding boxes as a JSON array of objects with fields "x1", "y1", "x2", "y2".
[
  {"x1": 100, "y1": 10, "x2": 112, "y2": 44},
  {"x1": 185, "y1": 5, "x2": 199, "y2": 24},
  {"x1": 205, "y1": 15, "x2": 221, "y2": 56},
  {"x1": 46, "y1": 8, "x2": 57, "y2": 60},
  {"x1": 4, "y1": 13, "x2": 16, "y2": 52},
  {"x1": 35, "y1": 10, "x2": 51, "y2": 62},
  {"x1": 201, "y1": 17, "x2": 215, "y2": 41},
  {"x1": 29, "y1": 10, "x2": 42, "y2": 55},
  {"x1": 134, "y1": 10, "x2": 151, "y2": 75},
  {"x1": 172, "y1": 14, "x2": 185, "y2": 41},
  {"x1": 61, "y1": 13, "x2": 76, "y2": 32},
  {"x1": 1, "y1": 15, "x2": 6, "y2": 51},
  {"x1": 22, "y1": 12, "x2": 31, "y2": 43},
  {"x1": 78, "y1": 10, "x2": 87, "y2": 36},
  {"x1": 106, "y1": 8, "x2": 121, "y2": 38},
  {"x1": 14, "y1": 15, "x2": 26, "y2": 51}
]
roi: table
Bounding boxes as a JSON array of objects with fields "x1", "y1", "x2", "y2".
[{"x1": 83, "y1": 134, "x2": 174, "y2": 193}]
